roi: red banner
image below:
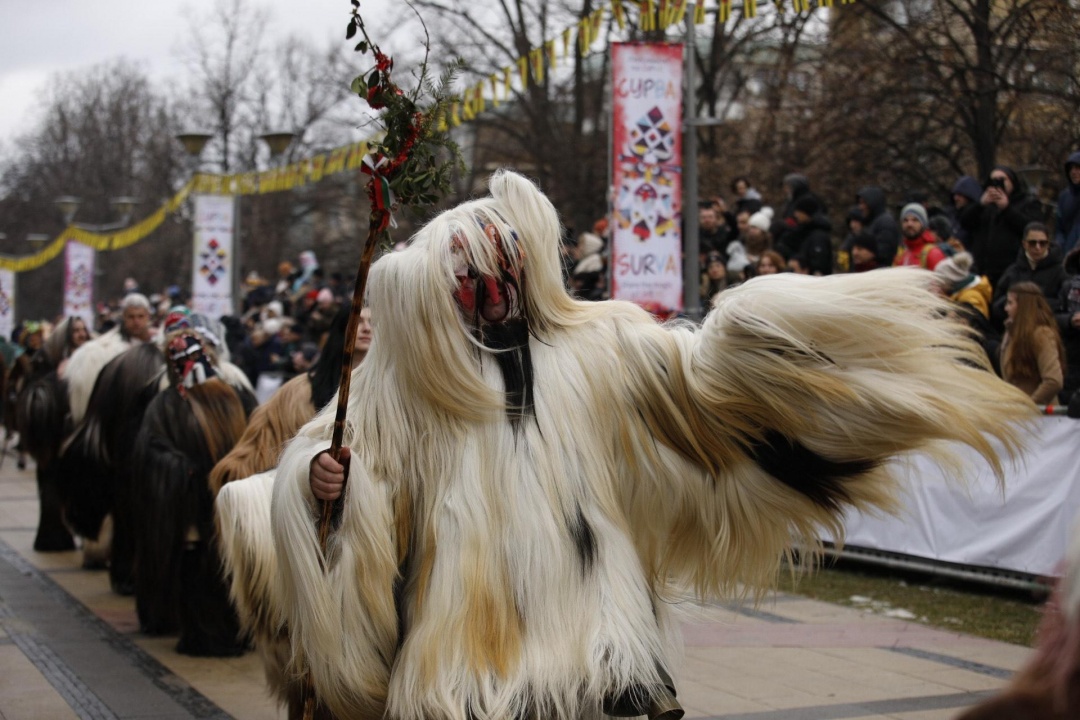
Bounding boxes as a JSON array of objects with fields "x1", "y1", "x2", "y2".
[{"x1": 610, "y1": 42, "x2": 684, "y2": 315}]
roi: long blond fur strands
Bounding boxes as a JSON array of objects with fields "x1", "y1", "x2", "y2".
[{"x1": 269, "y1": 170, "x2": 1034, "y2": 720}]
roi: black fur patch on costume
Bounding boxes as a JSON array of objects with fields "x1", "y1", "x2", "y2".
[
  {"x1": 480, "y1": 318, "x2": 535, "y2": 427},
  {"x1": 569, "y1": 504, "x2": 597, "y2": 576},
  {"x1": 748, "y1": 430, "x2": 877, "y2": 512}
]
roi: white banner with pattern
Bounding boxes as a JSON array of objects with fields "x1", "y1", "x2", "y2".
[{"x1": 191, "y1": 194, "x2": 235, "y2": 319}]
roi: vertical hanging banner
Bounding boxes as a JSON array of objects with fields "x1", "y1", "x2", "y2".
[
  {"x1": 191, "y1": 194, "x2": 235, "y2": 319},
  {"x1": 0, "y1": 269, "x2": 14, "y2": 342},
  {"x1": 63, "y1": 241, "x2": 95, "y2": 328},
  {"x1": 610, "y1": 42, "x2": 684, "y2": 315}
]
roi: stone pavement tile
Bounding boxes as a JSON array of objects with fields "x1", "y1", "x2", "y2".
[
  {"x1": 0, "y1": 645, "x2": 79, "y2": 720},
  {"x1": 130, "y1": 637, "x2": 285, "y2": 720},
  {"x1": 0, "y1": 529, "x2": 82, "y2": 572},
  {"x1": 0, "y1": 501, "x2": 38, "y2": 534}
]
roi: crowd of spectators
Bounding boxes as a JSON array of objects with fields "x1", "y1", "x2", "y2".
[
  {"x1": 6, "y1": 153, "x2": 1080, "y2": 413},
  {"x1": 561, "y1": 153, "x2": 1080, "y2": 409}
]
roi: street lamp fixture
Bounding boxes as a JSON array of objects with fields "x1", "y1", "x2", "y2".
[
  {"x1": 258, "y1": 131, "x2": 297, "y2": 159},
  {"x1": 55, "y1": 195, "x2": 82, "y2": 225},
  {"x1": 175, "y1": 132, "x2": 214, "y2": 158},
  {"x1": 53, "y1": 195, "x2": 140, "y2": 231},
  {"x1": 110, "y1": 196, "x2": 140, "y2": 224}
]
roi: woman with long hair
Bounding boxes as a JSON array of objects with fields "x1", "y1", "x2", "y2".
[{"x1": 1001, "y1": 281, "x2": 1066, "y2": 404}]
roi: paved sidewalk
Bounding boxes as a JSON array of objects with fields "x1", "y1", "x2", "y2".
[{"x1": 0, "y1": 459, "x2": 1029, "y2": 720}]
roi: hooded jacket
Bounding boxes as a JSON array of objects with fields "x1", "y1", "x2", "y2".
[
  {"x1": 958, "y1": 165, "x2": 1045, "y2": 287},
  {"x1": 950, "y1": 176, "x2": 983, "y2": 249},
  {"x1": 782, "y1": 213, "x2": 833, "y2": 275},
  {"x1": 1056, "y1": 151, "x2": 1080, "y2": 253},
  {"x1": 856, "y1": 186, "x2": 900, "y2": 266}
]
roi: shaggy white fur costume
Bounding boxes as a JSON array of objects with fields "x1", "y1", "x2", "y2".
[
  {"x1": 64, "y1": 327, "x2": 130, "y2": 424},
  {"x1": 271, "y1": 171, "x2": 1033, "y2": 720}
]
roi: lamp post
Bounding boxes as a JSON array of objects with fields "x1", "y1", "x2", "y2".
[
  {"x1": 26, "y1": 233, "x2": 50, "y2": 248},
  {"x1": 54, "y1": 195, "x2": 140, "y2": 231}
]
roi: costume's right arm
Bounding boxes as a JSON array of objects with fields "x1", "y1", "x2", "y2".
[{"x1": 270, "y1": 421, "x2": 398, "y2": 720}]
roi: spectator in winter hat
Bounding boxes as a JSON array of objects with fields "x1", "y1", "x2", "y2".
[
  {"x1": 894, "y1": 203, "x2": 946, "y2": 270},
  {"x1": 934, "y1": 252, "x2": 992, "y2": 319},
  {"x1": 744, "y1": 208, "x2": 773, "y2": 264}
]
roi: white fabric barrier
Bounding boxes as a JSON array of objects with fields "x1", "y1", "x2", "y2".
[{"x1": 830, "y1": 416, "x2": 1080, "y2": 578}]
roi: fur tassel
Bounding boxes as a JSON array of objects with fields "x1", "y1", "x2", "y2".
[
  {"x1": 217, "y1": 472, "x2": 294, "y2": 702},
  {"x1": 64, "y1": 328, "x2": 130, "y2": 424},
  {"x1": 209, "y1": 374, "x2": 315, "y2": 497},
  {"x1": 270, "y1": 171, "x2": 1033, "y2": 720}
]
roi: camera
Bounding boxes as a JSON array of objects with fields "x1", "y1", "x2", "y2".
[{"x1": 987, "y1": 176, "x2": 1007, "y2": 190}]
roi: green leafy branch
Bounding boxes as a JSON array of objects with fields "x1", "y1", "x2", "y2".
[{"x1": 346, "y1": 0, "x2": 464, "y2": 220}]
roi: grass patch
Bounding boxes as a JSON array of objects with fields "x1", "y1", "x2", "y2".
[{"x1": 776, "y1": 558, "x2": 1047, "y2": 647}]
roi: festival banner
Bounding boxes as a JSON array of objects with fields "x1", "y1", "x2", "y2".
[
  {"x1": 63, "y1": 241, "x2": 95, "y2": 328},
  {"x1": 191, "y1": 194, "x2": 236, "y2": 319},
  {"x1": 610, "y1": 42, "x2": 684, "y2": 314},
  {"x1": 0, "y1": 269, "x2": 14, "y2": 341}
]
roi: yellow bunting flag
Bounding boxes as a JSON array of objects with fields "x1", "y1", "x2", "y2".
[
  {"x1": 694, "y1": 0, "x2": 706, "y2": 23},
  {"x1": 579, "y1": 18, "x2": 590, "y2": 55},
  {"x1": 451, "y1": 102, "x2": 461, "y2": 126},
  {"x1": 530, "y1": 47, "x2": 544, "y2": 84},
  {"x1": 612, "y1": 0, "x2": 626, "y2": 29},
  {"x1": 518, "y1": 56, "x2": 528, "y2": 86},
  {"x1": 504, "y1": 66, "x2": 512, "y2": 95},
  {"x1": 490, "y1": 75, "x2": 500, "y2": 106},
  {"x1": 744, "y1": 0, "x2": 758, "y2": 17},
  {"x1": 563, "y1": 27, "x2": 573, "y2": 56},
  {"x1": 546, "y1": 39, "x2": 556, "y2": 67},
  {"x1": 793, "y1": 0, "x2": 809, "y2": 11},
  {"x1": 591, "y1": 8, "x2": 604, "y2": 37},
  {"x1": 719, "y1": 0, "x2": 730, "y2": 21},
  {"x1": 641, "y1": 0, "x2": 655, "y2": 30},
  {"x1": 674, "y1": 0, "x2": 688, "y2": 23}
]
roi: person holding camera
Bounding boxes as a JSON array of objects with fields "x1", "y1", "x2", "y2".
[{"x1": 958, "y1": 165, "x2": 1045, "y2": 287}]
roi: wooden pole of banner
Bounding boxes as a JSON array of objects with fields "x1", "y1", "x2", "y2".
[{"x1": 682, "y1": 6, "x2": 701, "y2": 321}]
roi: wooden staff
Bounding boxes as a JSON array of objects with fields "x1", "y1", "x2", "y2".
[{"x1": 301, "y1": 206, "x2": 388, "y2": 720}]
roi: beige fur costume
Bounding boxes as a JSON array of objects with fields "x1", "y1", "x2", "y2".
[{"x1": 265, "y1": 171, "x2": 1032, "y2": 720}]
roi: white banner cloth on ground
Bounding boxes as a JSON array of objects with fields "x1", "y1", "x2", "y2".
[
  {"x1": 63, "y1": 241, "x2": 95, "y2": 328},
  {"x1": 610, "y1": 42, "x2": 684, "y2": 315},
  {"x1": 191, "y1": 194, "x2": 235, "y2": 319},
  {"x1": 830, "y1": 416, "x2": 1080, "y2": 578},
  {"x1": 0, "y1": 269, "x2": 14, "y2": 341}
]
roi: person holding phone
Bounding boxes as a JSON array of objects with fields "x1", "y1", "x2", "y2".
[{"x1": 958, "y1": 165, "x2": 1044, "y2": 287}]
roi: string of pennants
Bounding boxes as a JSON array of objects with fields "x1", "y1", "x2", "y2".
[
  {"x1": 0, "y1": 140, "x2": 371, "y2": 273},
  {"x1": 438, "y1": 0, "x2": 854, "y2": 129},
  {"x1": 1, "y1": 0, "x2": 853, "y2": 273}
]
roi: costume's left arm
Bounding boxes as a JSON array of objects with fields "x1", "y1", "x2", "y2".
[{"x1": 619, "y1": 269, "x2": 1035, "y2": 598}]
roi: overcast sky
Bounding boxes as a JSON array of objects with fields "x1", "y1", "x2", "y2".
[{"x1": 0, "y1": 0, "x2": 389, "y2": 149}]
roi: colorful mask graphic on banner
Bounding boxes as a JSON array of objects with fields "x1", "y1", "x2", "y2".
[
  {"x1": 199, "y1": 238, "x2": 229, "y2": 286},
  {"x1": 616, "y1": 105, "x2": 679, "y2": 244}
]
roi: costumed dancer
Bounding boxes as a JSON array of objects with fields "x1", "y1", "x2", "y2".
[
  {"x1": 59, "y1": 307, "x2": 253, "y2": 588},
  {"x1": 15, "y1": 317, "x2": 89, "y2": 550},
  {"x1": 272, "y1": 171, "x2": 1035, "y2": 720},
  {"x1": 957, "y1": 516, "x2": 1080, "y2": 719},
  {"x1": 4, "y1": 323, "x2": 46, "y2": 471},
  {"x1": 215, "y1": 305, "x2": 371, "y2": 719},
  {"x1": 132, "y1": 326, "x2": 255, "y2": 655},
  {"x1": 59, "y1": 294, "x2": 153, "y2": 568}
]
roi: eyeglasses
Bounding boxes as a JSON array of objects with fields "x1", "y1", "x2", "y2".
[{"x1": 1025, "y1": 240, "x2": 1049, "y2": 248}]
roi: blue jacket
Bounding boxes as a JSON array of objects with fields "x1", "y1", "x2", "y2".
[{"x1": 1056, "y1": 151, "x2": 1080, "y2": 253}]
